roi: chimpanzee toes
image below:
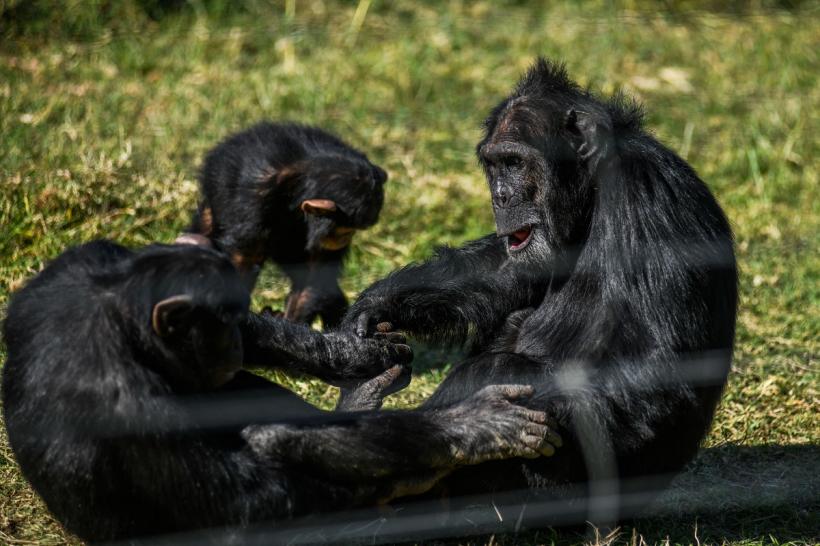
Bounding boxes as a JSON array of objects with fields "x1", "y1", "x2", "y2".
[{"x1": 392, "y1": 344, "x2": 413, "y2": 364}]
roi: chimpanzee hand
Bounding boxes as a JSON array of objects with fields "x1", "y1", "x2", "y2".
[
  {"x1": 323, "y1": 330, "x2": 413, "y2": 388},
  {"x1": 343, "y1": 293, "x2": 395, "y2": 338},
  {"x1": 335, "y1": 364, "x2": 412, "y2": 411},
  {"x1": 439, "y1": 385, "x2": 562, "y2": 465}
]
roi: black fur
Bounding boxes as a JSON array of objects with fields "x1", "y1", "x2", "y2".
[
  {"x1": 345, "y1": 58, "x2": 738, "y2": 525},
  {"x1": 1, "y1": 241, "x2": 557, "y2": 542},
  {"x1": 188, "y1": 121, "x2": 388, "y2": 327}
]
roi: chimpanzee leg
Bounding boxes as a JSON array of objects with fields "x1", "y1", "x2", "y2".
[{"x1": 281, "y1": 256, "x2": 347, "y2": 328}]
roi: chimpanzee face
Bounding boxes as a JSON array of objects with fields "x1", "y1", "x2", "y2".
[
  {"x1": 478, "y1": 97, "x2": 594, "y2": 268},
  {"x1": 293, "y1": 156, "x2": 387, "y2": 254}
]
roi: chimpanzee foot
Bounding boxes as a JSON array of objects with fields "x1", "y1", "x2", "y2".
[
  {"x1": 336, "y1": 365, "x2": 412, "y2": 411},
  {"x1": 441, "y1": 384, "x2": 562, "y2": 465}
]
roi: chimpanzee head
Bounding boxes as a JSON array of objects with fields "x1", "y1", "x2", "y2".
[
  {"x1": 279, "y1": 154, "x2": 387, "y2": 254},
  {"x1": 124, "y1": 245, "x2": 250, "y2": 392},
  {"x1": 478, "y1": 58, "x2": 617, "y2": 268}
]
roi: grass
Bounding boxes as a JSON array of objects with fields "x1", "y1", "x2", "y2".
[{"x1": 0, "y1": 1, "x2": 818, "y2": 544}]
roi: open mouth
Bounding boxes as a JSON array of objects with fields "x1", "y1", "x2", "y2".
[{"x1": 507, "y1": 226, "x2": 533, "y2": 251}]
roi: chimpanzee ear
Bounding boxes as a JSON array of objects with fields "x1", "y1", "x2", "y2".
[
  {"x1": 372, "y1": 165, "x2": 388, "y2": 185},
  {"x1": 563, "y1": 108, "x2": 614, "y2": 167},
  {"x1": 300, "y1": 199, "x2": 337, "y2": 216},
  {"x1": 152, "y1": 295, "x2": 194, "y2": 337}
]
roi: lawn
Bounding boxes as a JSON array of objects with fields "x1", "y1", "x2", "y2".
[{"x1": 0, "y1": 1, "x2": 817, "y2": 544}]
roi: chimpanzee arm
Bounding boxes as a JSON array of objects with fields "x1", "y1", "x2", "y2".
[
  {"x1": 121, "y1": 384, "x2": 559, "y2": 529},
  {"x1": 241, "y1": 312, "x2": 412, "y2": 387},
  {"x1": 243, "y1": 385, "x2": 560, "y2": 491},
  {"x1": 343, "y1": 235, "x2": 544, "y2": 346}
]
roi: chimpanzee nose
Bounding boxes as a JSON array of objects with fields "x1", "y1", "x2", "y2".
[{"x1": 495, "y1": 186, "x2": 511, "y2": 206}]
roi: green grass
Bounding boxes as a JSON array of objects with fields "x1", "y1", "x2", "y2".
[{"x1": 0, "y1": 1, "x2": 818, "y2": 544}]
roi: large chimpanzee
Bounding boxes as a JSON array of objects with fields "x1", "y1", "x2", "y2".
[
  {"x1": 179, "y1": 122, "x2": 388, "y2": 328},
  {"x1": 1, "y1": 241, "x2": 561, "y2": 542},
  {"x1": 345, "y1": 59, "x2": 737, "y2": 526}
]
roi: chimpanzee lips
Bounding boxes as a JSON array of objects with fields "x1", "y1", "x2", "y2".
[{"x1": 508, "y1": 226, "x2": 533, "y2": 251}]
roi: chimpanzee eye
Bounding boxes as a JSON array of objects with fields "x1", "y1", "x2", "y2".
[{"x1": 502, "y1": 156, "x2": 522, "y2": 168}]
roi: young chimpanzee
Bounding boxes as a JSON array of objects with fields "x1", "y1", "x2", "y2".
[
  {"x1": 1, "y1": 241, "x2": 560, "y2": 542},
  {"x1": 180, "y1": 122, "x2": 388, "y2": 328},
  {"x1": 345, "y1": 59, "x2": 737, "y2": 528}
]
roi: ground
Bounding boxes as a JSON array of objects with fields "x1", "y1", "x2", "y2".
[{"x1": 0, "y1": 1, "x2": 817, "y2": 544}]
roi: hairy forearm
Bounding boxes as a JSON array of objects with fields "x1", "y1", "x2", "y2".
[
  {"x1": 346, "y1": 236, "x2": 540, "y2": 345},
  {"x1": 241, "y1": 313, "x2": 364, "y2": 384},
  {"x1": 242, "y1": 410, "x2": 455, "y2": 481},
  {"x1": 242, "y1": 313, "x2": 329, "y2": 367},
  {"x1": 241, "y1": 313, "x2": 411, "y2": 385}
]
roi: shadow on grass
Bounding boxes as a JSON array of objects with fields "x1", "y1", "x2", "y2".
[
  {"x1": 626, "y1": 443, "x2": 820, "y2": 544},
  {"x1": 395, "y1": 443, "x2": 820, "y2": 545}
]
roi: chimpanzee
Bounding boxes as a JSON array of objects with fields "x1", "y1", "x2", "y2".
[
  {"x1": 1, "y1": 240, "x2": 560, "y2": 542},
  {"x1": 179, "y1": 121, "x2": 388, "y2": 328},
  {"x1": 345, "y1": 58, "x2": 737, "y2": 527}
]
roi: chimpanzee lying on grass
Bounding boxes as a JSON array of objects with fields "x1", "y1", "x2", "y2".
[{"x1": 1, "y1": 241, "x2": 560, "y2": 542}]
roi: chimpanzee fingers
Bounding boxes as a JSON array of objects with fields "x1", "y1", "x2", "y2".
[
  {"x1": 547, "y1": 430, "x2": 563, "y2": 449},
  {"x1": 373, "y1": 331, "x2": 407, "y2": 345},
  {"x1": 520, "y1": 424, "x2": 556, "y2": 457},
  {"x1": 516, "y1": 445, "x2": 541, "y2": 459},
  {"x1": 524, "y1": 423, "x2": 548, "y2": 438},
  {"x1": 522, "y1": 411, "x2": 562, "y2": 447},
  {"x1": 375, "y1": 321, "x2": 394, "y2": 333},
  {"x1": 362, "y1": 337, "x2": 413, "y2": 369},
  {"x1": 514, "y1": 407, "x2": 547, "y2": 424},
  {"x1": 355, "y1": 313, "x2": 371, "y2": 338},
  {"x1": 536, "y1": 439, "x2": 556, "y2": 457},
  {"x1": 387, "y1": 343, "x2": 413, "y2": 365},
  {"x1": 523, "y1": 422, "x2": 562, "y2": 456},
  {"x1": 521, "y1": 437, "x2": 548, "y2": 458}
]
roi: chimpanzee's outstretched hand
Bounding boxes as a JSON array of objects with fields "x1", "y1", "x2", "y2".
[
  {"x1": 242, "y1": 311, "x2": 411, "y2": 387},
  {"x1": 323, "y1": 330, "x2": 413, "y2": 387}
]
